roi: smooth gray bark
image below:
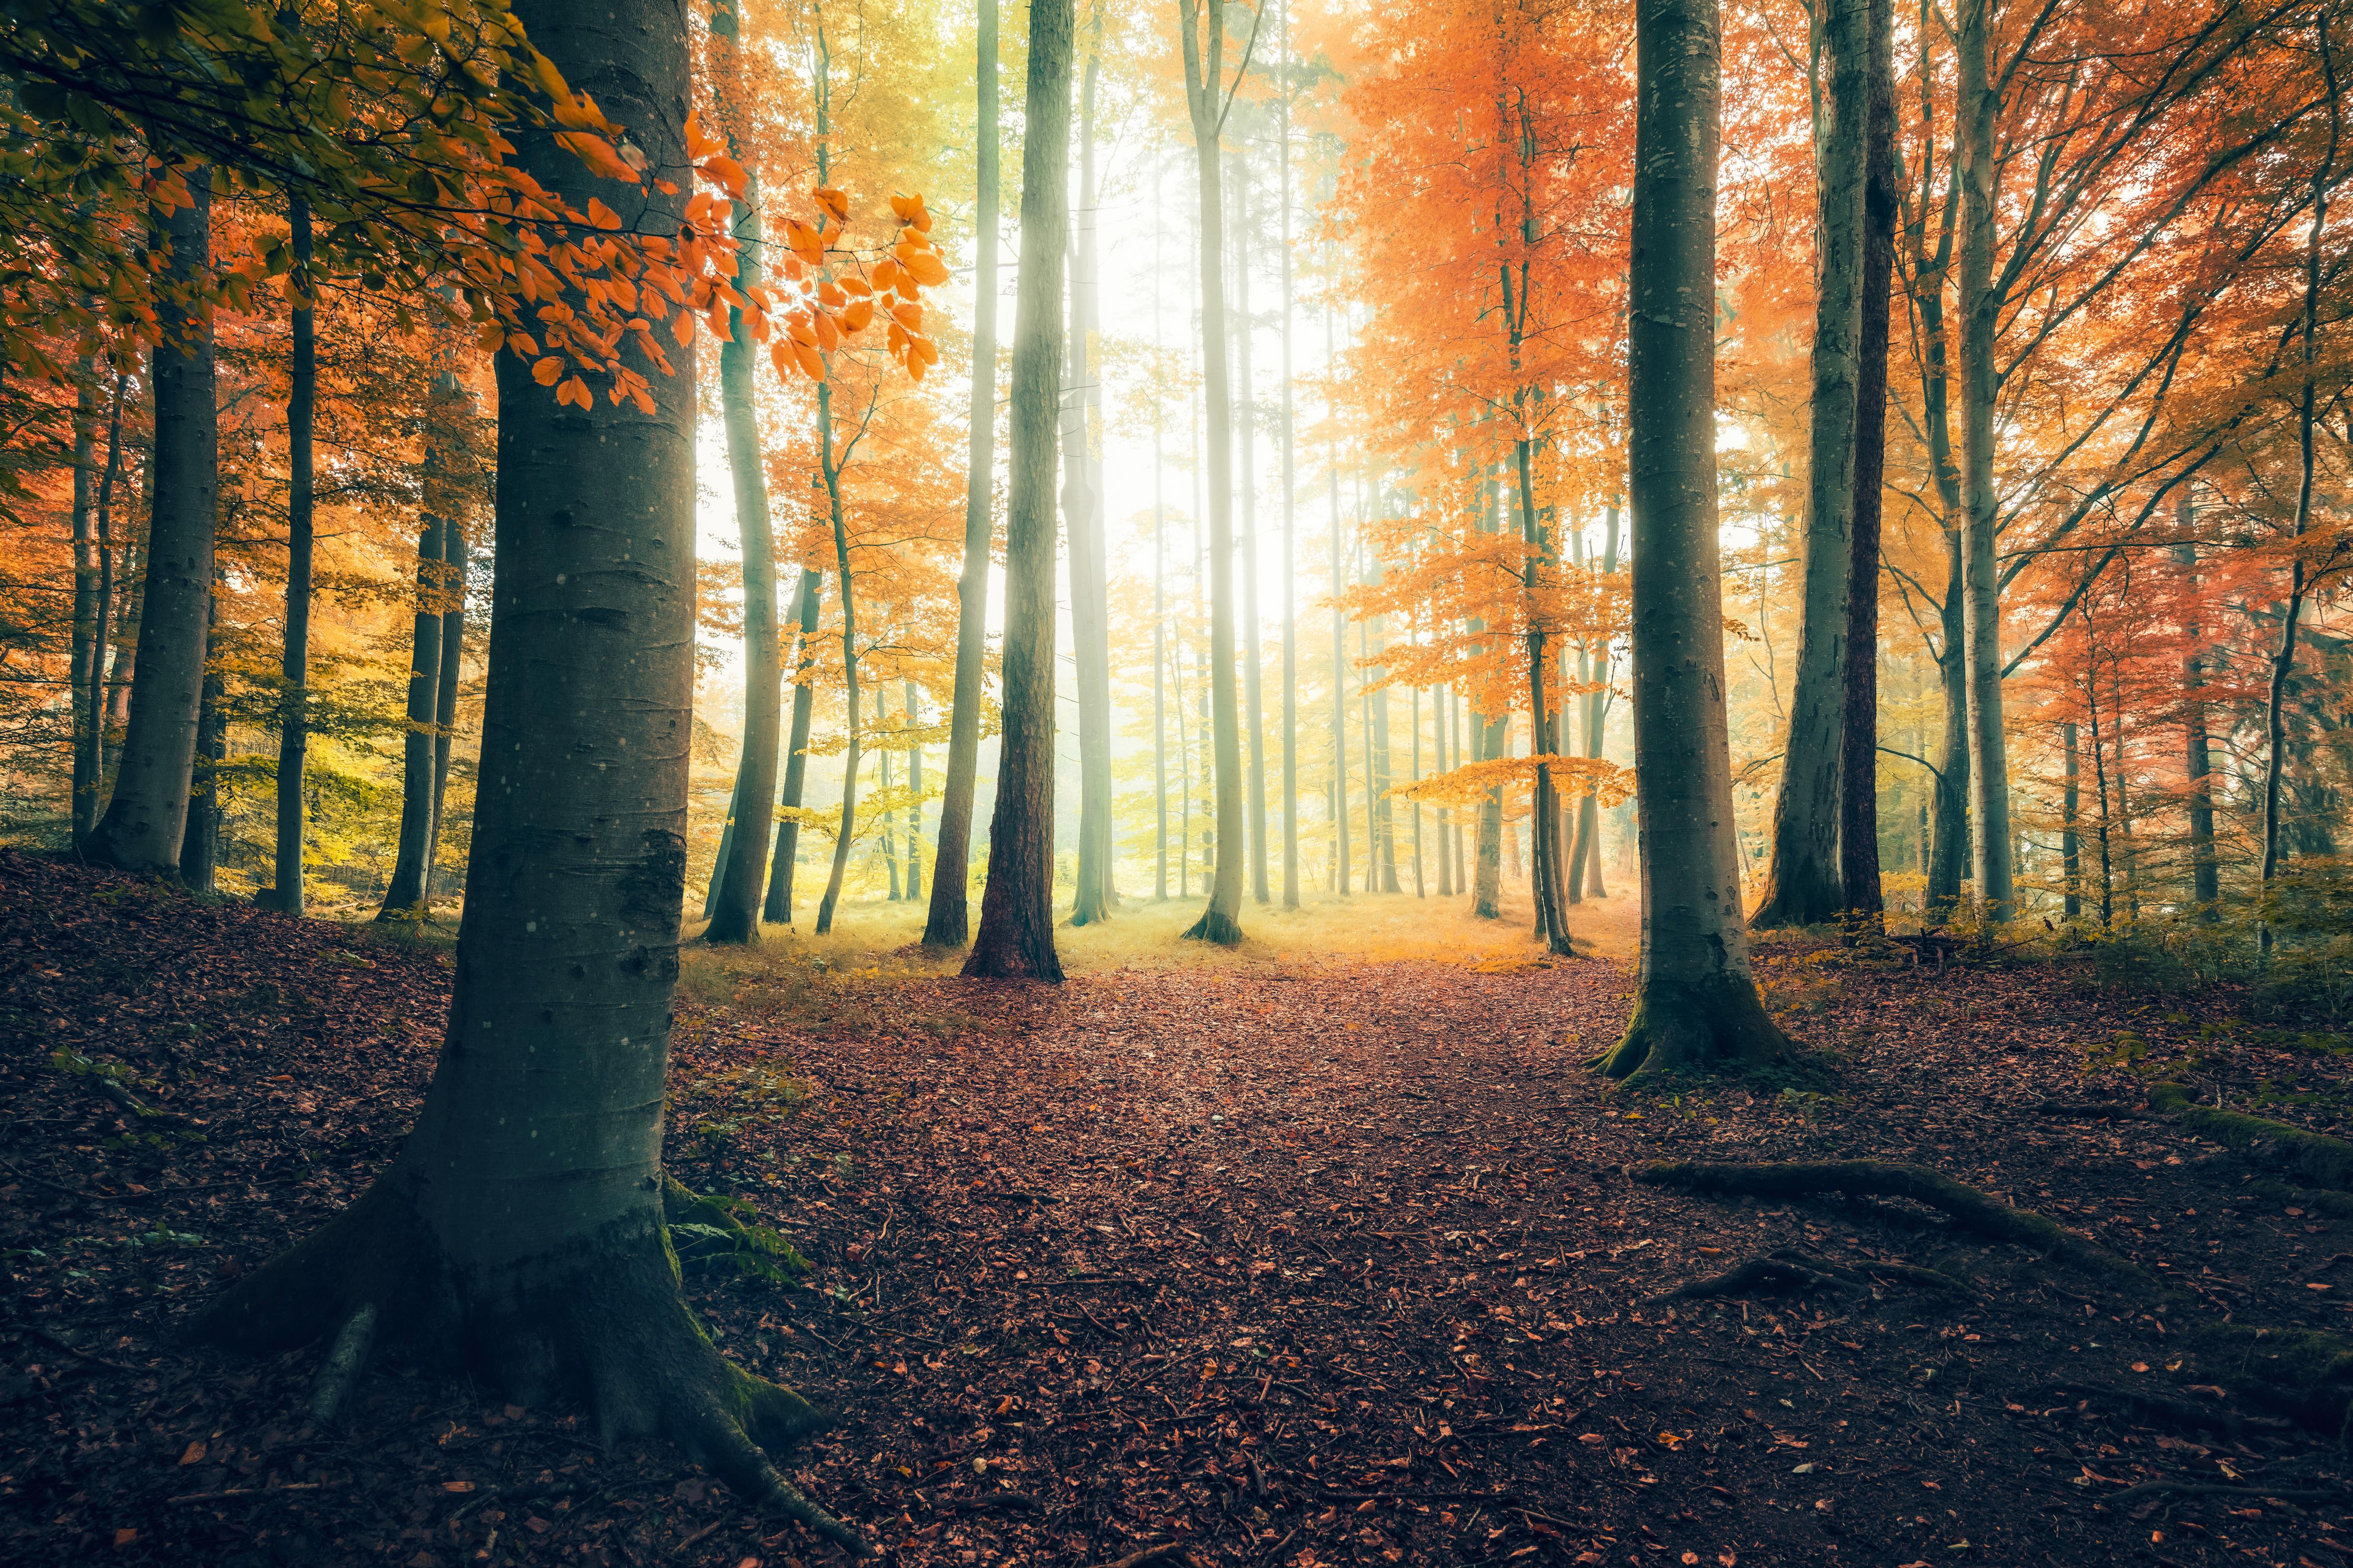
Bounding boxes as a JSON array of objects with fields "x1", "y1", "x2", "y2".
[{"x1": 269, "y1": 199, "x2": 315, "y2": 914}]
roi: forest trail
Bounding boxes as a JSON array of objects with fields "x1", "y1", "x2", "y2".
[{"x1": 4, "y1": 852, "x2": 2350, "y2": 1567}]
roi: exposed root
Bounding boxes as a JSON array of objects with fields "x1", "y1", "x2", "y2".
[
  {"x1": 1655, "y1": 1245, "x2": 1970, "y2": 1304},
  {"x1": 2038, "y1": 1380, "x2": 2238, "y2": 1438},
  {"x1": 2185, "y1": 1321, "x2": 2353, "y2": 1446},
  {"x1": 2149, "y1": 1083, "x2": 2353, "y2": 1188},
  {"x1": 1636, "y1": 1159, "x2": 2149, "y2": 1289},
  {"x1": 2103, "y1": 1480, "x2": 2342, "y2": 1509},
  {"x1": 1593, "y1": 973, "x2": 1788, "y2": 1081},
  {"x1": 1181, "y1": 907, "x2": 1245, "y2": 947},
  {"x1": 308, "y1": 1302, "x2": 378, "y2": 1424}
]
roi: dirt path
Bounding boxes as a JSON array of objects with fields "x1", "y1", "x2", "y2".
[{"x1": 2, "y1": 853, "x2": 2348, "y2": 1568}]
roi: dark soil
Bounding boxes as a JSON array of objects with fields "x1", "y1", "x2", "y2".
[{"x1": 3, "y1": 849, "x2": 2349, "y2": 1568}]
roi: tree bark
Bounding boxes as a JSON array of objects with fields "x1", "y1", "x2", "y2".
[
  {"x1": 378, "y1": 508, "x2": 447, "y2": 918},
  {"x1": 1754, "y1": 0, "x2": 1865, "y2": 929},
  {"x1": 1957, "y1": 0, "x2": 2014, "y2": 920},
  {"x1": 763, "y1": 566, "x2": 823, "y2": 924},
  {"x1": 1178, "y1": 0, "x2": 1248, "y2": 946},
  {"x1": 1279, "y1": 0, "x2": 1300, "y2": 910},
  {"x1": 903, "y1": 679, "x2": 924, "y2": 902},
  {"x1": 269, "y1": 199, "x2": 315, "y2": 914},
  {"x1": 1326, "y1": 301, "x2": 1349, "y2": 899},
  {"x1": 69, "y1": 364, "x2": 107, "y2": 845},
  {"x1": 813, "y1": 381, "x2": 861, "y2": 937},
  {"x1": 924, "y1": 0, "x2": 1000, "y2": 949},
  {"x1": 1841, "y1": 0, "x2": 1894, "y2": 919},
  {"x1": 1234, "y1": 145, "x2": 1270, "y2": 907},
  {"x1": 179, "y1": 592, "x2": 224, "y2": 893},
  {"x1": 2176, "y1": 528, "x2": 2218, "y2": 916},
  {"x1": 2062, "y1": 719, "x2": 2081, "y2": 920},
  {"x1": 966, "y1": 0, "x2": 1073, "y2": 979},
  {"x1": 86, "y1": 179, "x2": 215, "y2": 876},
  {"x1": 78, "y1": 376, "x2": 126, "y2": 848},
  {"x1": 1068, "y1": 43, "x2": 1115, "y2": 926},
  {"x1": 428, "y1": 507, "x2": 467, "y2": 882},
  {"x1": 705, "y1": 177, "x2": 780, "y2": 945},
  {"x1": 194, "y1": 3, "x2": 861, "y2": 1546},
  {"x1": 1597, "y1": 0, "x2": 1786, "y2": 1080}
]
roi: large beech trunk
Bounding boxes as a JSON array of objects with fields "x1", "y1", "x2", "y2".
[
  {"x1": 1177, "y1": 0, "x2": 1248, "y2": 946},
  {"x1": 1840, "y1": 0, "x2": 1894, "y2": 919},
  {"x1": 1753, "y1": 0, "x2": 1865, "y2": 929},
  {"x1": 86, "y1": 180, "x2": 215, "y2": 876},
  {"x1": 196, "y1": 3, "x2": 859, "y2": 1550},
  {"x1": 1597, "y1": 0, "x2": 1787, "y2": 1080},
  {"x1": 1068, "y1": 44, "x2": 1115, "y2": 927},
  {"x1": 966, "y1": 0, "x2": 1073, "y2": 979},
  {"x1": 924, "y1": 0, "x2": 1001, "y2": 949}
]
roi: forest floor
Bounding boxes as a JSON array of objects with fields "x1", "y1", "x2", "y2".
[{"x1": 4, "y1": 850, "x2": 2352, "y2": 1568}]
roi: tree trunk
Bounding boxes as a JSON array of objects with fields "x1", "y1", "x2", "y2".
[
  {"x1": 1234, "y1": 146, "x2": 1271, "y2": 908},
  {"x1": 193, "y1": 5, "x2": 861, "y2": 1546},
  {"x1": 86, "y1": 180, "x2": 216, "y2": 876},
  {"x1": 269, "y1": 200, "x2": 315, "y2": 914},
  {"x1": 1841, "y1": 0, "x2": 1894, "y2": 919},
  {"x1": 1754, "y1": 0, "x2": 1865, "y2": 929},
  {"x1": 1956, "y1": 0, "x2": 2014, "y2": 921},
  {"x1": 924, "y1": 0, "x2": 1001, "y2": 949},
  {"x1": 1279, "y1": 2, "x2": 1301, "y2": 912},
  {"x1": 1597, "y1": 0, "x2": 1786, "y2": 1080},
  {"x1": 2061, "y1": 719, "x2": 2080, "y2": 920},
  {"x1": 69, "y1": 365, "x2": 108, "y2": 845},
  {"x1": 378, "y1": 510, "x2": 447, "y2": 919},
  {"x1": 966, "y1": 0, "x2": 1073, "y2": 979},
  {"x1": 763, "y1": 566, "x2": 824, "y2": 924},
  {"x1": 1519, "y1": 438, "x2": 1572, "y2": 954},
  {"x1": 2261, "y1": 18, "x2": 2339, "y2": 956},
  {"x1": 1326, "y1": 307, "x2": 1349, "y2": 899},
  {"x1": 813, "y1": 382, "x2": 861, "y2": 937},
  {"x1": 180, "y1": 592, "x2": 224, "y2": 893},
  {"x1": 1472, "y1": 712, "x2": 1504, "y2": 918},
  {"x1": 1178, "y1": 0, "x2": 1248, "y2": 946},
  {"x1": 705, "y1": 178, "x2": 781, "y2": 945},
  {"x1": 428, "y1": 510, "x2": 467, "y2": 886},
  {"x1": 1068, "y1": 46, "x2": 1114, "y2": 926},
  {"x1": 904, "y1": 679, "x2": 924, "y2": 903},
  {"x1": 1435, "y1": 683, "x2": 1454, "y2": 897},
  {"x1": 2177, "y1": 528, "x2": 2219, "y2": 916},
  {"x1": 1926, "y1": 554, "x2": 1970, "y2": 915}
]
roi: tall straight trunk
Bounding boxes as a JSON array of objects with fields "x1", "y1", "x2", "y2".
[
  {"x1": 1325, "y1": 305, "x2": 1349, "y2": 898},
  {"x1": 78, "y1": 375, "x2": 126, "y2": 845},
  {"x1": 705, "y1": 177, "x2": 782, "y2": 945},
  {"x1": 1278, "y1": 2, "x2": 1300, "y2": 911},
  {"x1": 2062, "y1": 719, "x2": 2081, "y2": 919},
  {"x1": 1371, "y1": 620, "x2": 1400, "y2": 893},
  {"x1": 87, "y1": 179, "x2": 216, "y2": 876},
  {"x1": 1410, "y1": 684, "x2": 1424, "y2": 896},
  {"x1": 1754, "y1": 0, "x2": 1865, "y2": 928},
  {"x1": 197, "y1": 3, "x2": 857, "y2": 1543},
  {"x1": 1518, "y1": 436, "x2": 1572, "y2": 954},
  {"x1": 1435, "y1": 683, "x2": 1454, "y2": 896},
  {"x1": 1472, "y1": 712, "x2": 1504, "y2": 916},
  {"x1": 880, "y1": 692, "x2": 900, "y2": 899},
  {"x1": 1154, "y1": 265, "x2": 1171, "y2": 903},
  {"x1": 924, "y1": 0, "x2": 1001, "y2": 949},
  {"x1": 103, "y1": 538, "x2": 142, "y2": 785},
  {"x1": 1068, "y1": 44, "x2": 1115, "y2": 926},
  {"x1": 69, "y1": 364, "x2": 105, "y2": 845},
  {"x1": 813, "y1": 381, "x2": 860, "y2": 937},
  {"x1": 1956, "y1": 0, "x2": 2014, "y2": 920},
  {"x1": 180, "y1": 592, "x2": 224, "y2": 892},
  {"x1": 2261, "y1": 18, "x2": 2339, "y2": 956},
  {"x1": 763, "y1": 566, "x2": 823, "y2": 924},
  {"x1": 1598, "y1": 0, "x2": 1785, "y2": 1079},
  {"x1": 1572, "y1": 505, "x2": 1621, "y2": 901},
  {"x1": 904, "y1": 679, "x2": 925, "y2": 902},
  {"x1": 428, "y1": 511, "x2": 467, "y2": 882},
  {"x1": 966, "y1": 0, "x2": 1074, "y2": 979},
  {"x1": 1234, "y1": 148, "x2": 1270, "y2": 907},
  {"x1": 1842, "y1": 0, "x2": 1895, "y2": 918},
  {"x1": 1179, "y1": 0, "x2": 1248, "y2": 946},
  {"x1": 379, "y1": 510, "x2": 448, "y2": 918},
  {"x1": 2083, "y1": 612, "x2": 2115, "y2": 927},
  {"x1": 270, "y1": 200, "x2": 315, "y2": 914},
  {"x1": 2176, "y1": 527, "x2": 2219, "y2": 915},
  {"x1": 1926, "y1": 556, "x2": 1970, "y2": 914}
]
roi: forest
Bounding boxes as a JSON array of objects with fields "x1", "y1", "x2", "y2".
[{"x1": 3, "y1": 0, "x2": 2353, "y2": 1565}]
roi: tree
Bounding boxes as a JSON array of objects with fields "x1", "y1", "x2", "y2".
[
  {"x1": 1178, "y1": 0, "x2": 1255, "y2": 947},
  {"x1": 1752, "y1": 0, "x2": 1866, "y2": 929},
  {"x1": 1069, "y1": 24, "x2": 1118, "y2": 927},
  {"x1": 83, "y1": 178, "x2": 215, "y2": 877},
  {"x1": 267, "y1": 200, "x2": 316, "y2": 915},
  {"x1": 377, "y1": 507, "x2": 449, "y2": 918},
  {"x1": 927, "y1": 0, "x2": 1003, "y2": 949},
  {"x1": 763, "y1": 565, "x2": 826, "y2": 924},
  {"x1": 1595, "y1": 0, "x2": 1787, "y2": 1079},
  {"x1": 966, "y1": 0, "x2": 1075, "y2": 980}
]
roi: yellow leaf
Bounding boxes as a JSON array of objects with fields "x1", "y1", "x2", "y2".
[{"x1": 904, "y1": 250, "x2": 949, "y2": 288}]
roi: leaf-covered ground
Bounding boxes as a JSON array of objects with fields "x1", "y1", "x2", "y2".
[{"x1": 3, "y1": 849, "x2": 2351, "y2": 1568}]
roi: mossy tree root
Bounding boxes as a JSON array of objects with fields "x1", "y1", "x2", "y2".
[
  {"x1": 190, "y1": 1180, "x2": 866, "y2": 1554},
  {"x1": 2147, "y1": 1083, "x2": 2353, "y2": 1189},
  {"x1": 1636, "y1": 1158, "x2": 2149, "y2": 1288},
  {"x1": 1655, "y1": 1244, "x2": 1970, "y2": 1304},
  {"x1": 1593, "y1": 973, "x2": 1789, "y2": 1081},
  {"x1": 1181, "y1": 908, "x2": 1245, "y2": 947}
]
